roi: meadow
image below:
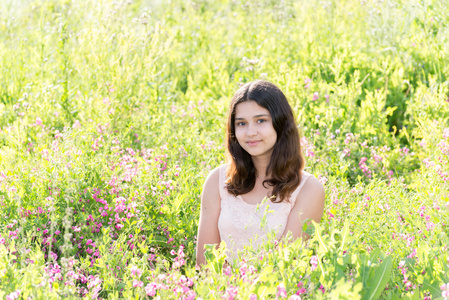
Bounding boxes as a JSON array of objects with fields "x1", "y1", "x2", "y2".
[{"x1": 0, "y1": 0, "x2": 448, "y2": 298}]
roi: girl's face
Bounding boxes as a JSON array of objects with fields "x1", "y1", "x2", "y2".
[{"x1": 234, "y1": 101, "x2": 277, "y2": 159}]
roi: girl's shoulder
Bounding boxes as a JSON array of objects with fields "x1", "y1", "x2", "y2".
[
  {"x1": 299, "y1": 170, "x2": 323, "y2": 191},
  {"x1": 207, "y1": 164, "x2": 228, "y2": 179},
  {"x1": 203, "y1": 165, "x2": 228, "y2": 194},
  {"x1": 294, "y1": 170, "x2": 325, "y2": 206}
]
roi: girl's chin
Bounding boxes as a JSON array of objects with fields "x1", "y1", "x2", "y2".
[{"x1": 246, "y1": 150, "x2": 273, "y2": 159}]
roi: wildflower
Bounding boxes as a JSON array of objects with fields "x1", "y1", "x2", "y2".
[
  {"x1": 372, "y1": 153, "x2": 382, "y2": 163},
  {"x1": 310, "y1": 255, "x2": 318, "y2": 271},
  {"x1": 225, "y1": 286, "x2": 238, "y2": 300},
  {"x1": 304, "y1": 78, "x2": 311, "y2": 89},
  {"x1": 407, "y1": 248, "x2": 417, "y2": 259},
  {"x1": 400, "y1": 146, "x2": 410, "y2": 156},
  {"x1": 419, "y1": 139, "x2": 427, "y2": 147},
  {"x1": 277, "y1": 283, "x2": 287, "y2": 298},
  {"x1": 318, "y1": 175, "x2": 328, "y2": 185},
  {"x1": 54, "y1": 130, "x2": 63, "y2": 139},
  {"x1": 50, "y1": 251, "x2": 58, "y2": 260},
  {"x1": 441, "y1": 283, "x2": 449, "y2": 300},
  {"x1": 344, "y1": 133, "x2": 354, "y2": 144},
  {"x1": 223, "y1": 266, "x2": 232, "y2": 276},
  {"x1": 289, "y1": 296, "x2": 301, "y2": 300},
  {"x1": 130, "y1": 265, "x2": 142, "y2": 277},
  {"x1": 319, "y1": 285, "x2": 325, "y2": 294},
  {"x1": 73, "y1": 120, "x2": 81, "y2": 129},
  {"x1": 133, "y1": 279, "x2": 144, "y2": 288},
  {"x1": 313, "y1": 92, "x2": 319, "y2": 101},
  {"x1": 5, "y1": 290, "x2": 20, "y2": 300},
  {"x1": 443, "y1": 128, "x2": 449, "y2": 139}
]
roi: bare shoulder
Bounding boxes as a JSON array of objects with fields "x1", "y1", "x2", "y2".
[
  {"x1": 301, "y1": 175, "x2": 325, "y2": 199},
  {"x1": 203, "y1": 165, "x2": 222, "y2": 190},
  {"x1": 293, "y1": 173, "x2": 325, "y2": 221},
  {"x1": 201, "y1": 165, "x2": 224, "y2": 204}
]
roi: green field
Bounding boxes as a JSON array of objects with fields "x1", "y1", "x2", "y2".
[{"x1": 1, "y1": 0, "x2": 449, "y2": 299}]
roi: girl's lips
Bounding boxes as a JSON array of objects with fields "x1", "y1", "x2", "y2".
[{"x1": 247, "y1": 140, "x2": 261, "y2": 146}]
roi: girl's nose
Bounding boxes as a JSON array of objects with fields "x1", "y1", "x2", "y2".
[{"x1": 247, "y1": 124, "x2": 257, "y2": 136}]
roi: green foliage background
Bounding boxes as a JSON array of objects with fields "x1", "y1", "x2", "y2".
[{"x1": 0, "y1": 0, "x2": 448, "y2": 299}]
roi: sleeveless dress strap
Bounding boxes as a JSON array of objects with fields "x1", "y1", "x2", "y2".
[{"x1": 290, "y1": 171, "x2": 312, "y2": 207}]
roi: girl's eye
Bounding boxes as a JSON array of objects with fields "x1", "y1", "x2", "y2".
[
  {"x1": 236, "y1": 122, "x2": 246, "y2": 126},
  {"x1": 257, "y1": 119, "x2": 266, "y2": 124}
]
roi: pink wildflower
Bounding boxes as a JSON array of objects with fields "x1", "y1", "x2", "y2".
[
  {"x1": 133, "y1": 279, "x2": 144, "y2": 288},
  {"x1": 443, "y1": 128, "x2": 449, "y2": 139},
  {"x1": 441, "y1": 283, "x2": 449, "y2": 300},
  {"x1": 304, "y1": 78, "x2": 311, "y2": 89},
  {"x1": 5, "y1": 290, "x2": 20, "y2": 300},
  {"x1": 277, "y1": 283, "x2": 287, "y2": 298},
  {"x1": 224, "y1": 266, "x2": 232, "y2": 276},
  {"x1": 319, "y1": 285, "x2": 325, "y2": 294},
  {"x1": 407, "y1": 248, "x2": 417, "y2": 259},
  {"x1": 130, "y1": 265, "x2": 142, "y2": 277},
  {"x1": 226, "y1": 286, "x2": 238, "y2": 300},
  {"x1": 310, "y1": 255, "x2": 318, "y2": 271}
]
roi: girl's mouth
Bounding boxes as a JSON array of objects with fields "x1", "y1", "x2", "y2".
[{"x1": 247, "y1": 140, "x2": 261, "y2": 146}]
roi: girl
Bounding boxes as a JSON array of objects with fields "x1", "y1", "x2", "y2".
[{"x1": 196, "y1": 80, "x2": 325, "y2": 265}]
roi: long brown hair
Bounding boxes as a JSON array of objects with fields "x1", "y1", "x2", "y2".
[{"x1": 225, "y1": 80, "x2": 305, "y2": 203}]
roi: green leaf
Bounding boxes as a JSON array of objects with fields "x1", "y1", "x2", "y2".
[
  {"x1": 362, "y1": 256, "x2": 393, "y2": 300},
  {"x1": 423, "y1": 280, "x2": 443, "y2": 298},
  {"x1": 339, "y1": 219, "x2": 349, "y2": 252}
]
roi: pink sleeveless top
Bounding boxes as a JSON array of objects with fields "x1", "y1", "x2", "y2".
[{"x1": 217, "y1": 165, "x2": 312, "y2": 262}]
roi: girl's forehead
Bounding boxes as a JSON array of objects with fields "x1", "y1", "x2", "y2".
[{"x1": 235, "y1": 101, "x2": 270, "y2": 117}]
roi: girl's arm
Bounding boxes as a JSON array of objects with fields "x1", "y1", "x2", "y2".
[
  {"x1": 195, "y1": 167, "x2": 222, "y2": 266},
  {"x1": 282, "y1": 176, "x2": 325, "y2": 241}
]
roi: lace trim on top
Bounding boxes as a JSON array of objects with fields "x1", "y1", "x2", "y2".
[{"x1": 217, "y1": 165, "x2": 312, "y2": 262}]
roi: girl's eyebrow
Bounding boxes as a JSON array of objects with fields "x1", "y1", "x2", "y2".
[{"x1": 235, "y1": 114, "x2": 270, "y2": 120}]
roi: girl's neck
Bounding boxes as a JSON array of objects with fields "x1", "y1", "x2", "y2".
[{"x1": 251, "y1": 155, "x2": 271, "y2": 179}]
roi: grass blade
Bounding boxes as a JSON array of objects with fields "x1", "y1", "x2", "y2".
[{"x1": 362, "y1": 256, "x2": 393, "y2": 300}]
